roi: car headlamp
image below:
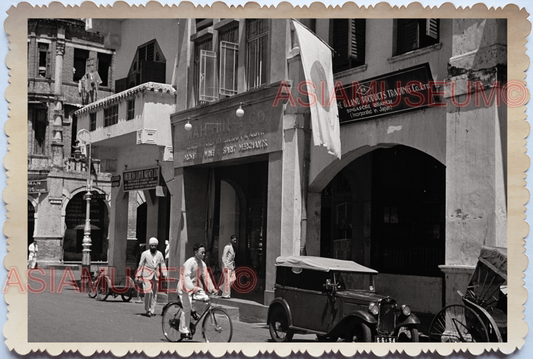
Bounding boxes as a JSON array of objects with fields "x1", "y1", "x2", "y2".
[
  {"x1": 401, "y1": 304, "x2": 411, "y2": 316},
  {"x1": 368, "y1": 302, "x2": 379, "y2": 316}
]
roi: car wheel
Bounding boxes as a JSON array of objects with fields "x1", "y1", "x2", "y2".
[
  {"x1": 269, "y1": 307, "x2": 294, "y2": 342},
  {"x1": 348, "y1": 322, "x2": 371, "y2": 342},
  {"x1": 398, "y1": 327, "x2": 419, "y2": 342},
  {"x1": 317, "y1": 335, "x2": 338, "y2": 342}
]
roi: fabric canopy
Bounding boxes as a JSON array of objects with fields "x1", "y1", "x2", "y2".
[{"x1": 276, "y1": 255, "x2": 378, "y2": 274}]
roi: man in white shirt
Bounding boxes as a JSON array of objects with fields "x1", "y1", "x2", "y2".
[
  {"x1": 220, "y1": 235, "x2": 237, "y2": 298},
  {"x1": 135, "y1": 237, "x2": 167, "y2": 317},
  {"x1": 177, "y1": 243, "x2": 216, "y2": 340}
]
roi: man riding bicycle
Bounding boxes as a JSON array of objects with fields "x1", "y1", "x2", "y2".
[{"x1": 177, "y1": 243, "x2": 217, "y2": 340}]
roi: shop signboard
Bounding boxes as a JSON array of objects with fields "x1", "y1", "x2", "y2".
[
  {"x1": 111, "y1": 175, "x2": 121, "y2": 188},
  {"x1": 337, "y1": 63, "x2": 435, "y2": 123},
  {"x1": 173, "y1": 85, "x2": 284, "y2": 167},
  {"x1": 28, "y1": 174, "x2": 48, "y2": 194},
  {"x1": 123, "y1": 167, "x2": 160, "y2": 192}
]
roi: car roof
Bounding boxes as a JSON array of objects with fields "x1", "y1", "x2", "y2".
[{"x1": 275, "y1": 255, "x2": 378, "y2": 273}]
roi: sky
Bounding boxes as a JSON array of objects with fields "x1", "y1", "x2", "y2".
[{"x1": 1, "y1": 1, "x2": 531, "y2": 359}]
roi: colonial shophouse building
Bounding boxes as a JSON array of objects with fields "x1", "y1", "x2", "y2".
[
  {"x1": 28, "y1": 19, "x2": 115, "y2": 265},
  {"x1": 75, "y1": 18, "x2": 507, "y2": 314}
]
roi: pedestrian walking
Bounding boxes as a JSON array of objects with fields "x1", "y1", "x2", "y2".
[
  {"x1": 135, "y1": 237, "x2": 167, "y2": 317},
  {"x1": 28, "y1": 242, "x2": 38, "y2": 269},
  {"x1": 220, "y1": 235, "x2": 237, "y2": 299},
  {"x1": 177, "y1": 243, "x2": 217, "y2": 340}
]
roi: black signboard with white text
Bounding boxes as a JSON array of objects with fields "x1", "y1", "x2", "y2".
[
  {"x1": 337, "y1": 63, "x2": 435, "y2": 123},
  {"x1": 123, "y1": 167, "x2": 160, "y2": 191}
]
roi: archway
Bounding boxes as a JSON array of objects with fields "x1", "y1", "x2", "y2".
[{"x1": 321, "y1": 145, "x2": 445, "y2": 277}]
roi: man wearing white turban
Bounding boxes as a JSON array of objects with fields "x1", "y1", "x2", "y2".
[{"x1": 136, "y1": 237, "x2": 167, "y2": 317}]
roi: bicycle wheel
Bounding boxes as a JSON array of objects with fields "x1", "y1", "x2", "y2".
[
  {"x1": 429, "y1": 304, "x2": 489, "y2": 342},
  {"x1": 96, "y1": 277, "x2": 110, "y2": 301},
  {"x1": 87, "y1": 276, "x2": 97, "y2": 298},
  {"x1": 120, "y1": 277, "x2": 134, "y2": 302},
  {"x1": 162, "y1": 303, "x2": 183, "y2": 342},
  {"x1": 202, "y1": 307, "x2": 233, "y2": 343}
]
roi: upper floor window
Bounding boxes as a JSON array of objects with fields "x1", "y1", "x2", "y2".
[
  {"x1": 246, "y1": 19, "x2": 269, "y2": 90},
  {"x1": 219, "y1": 24, "x2": 239, "y2": 97},
  {"x1": 73, "y1": 48, "x2": 89, "y2": 82},
  {"x1": 124, "y1": 39, "x2": 166, "y2": 89},
  {"x1": 30, "y1": 107, "x2": 47, "y2": 155},
  {"x1": 396, "y1": 19, "x2": 439, "y2": 55},
  {"x1": 127, "y1": 99, "x2": 135, "y2": 121},
  {"x1": 89, "y1": 112, "x2": 97, "y2": 131},
  {"x1": 37, "y1": 42, "x2": 51, "y2": 78},
  {"x1": 97, "y1": 52, "x2": 112, "y2": 87},
  {"x1": 331, "y1": 19, "x2": 366, "y2": 73},
  {"x1": 104, "y1": 105, "x2": 118, "y2": 127}
]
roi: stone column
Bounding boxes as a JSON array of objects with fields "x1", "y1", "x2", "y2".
[
  {"x1": 51, "y1": 25, "x2": 65, "y2": 169},
  {"x1": 442, "y1": 19, "x2": 507, "y2": 306},
  {"x1": 108, "y1": 185, "x2": 129, "y2": 282}
]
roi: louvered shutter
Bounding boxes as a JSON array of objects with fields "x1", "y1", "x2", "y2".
[
  {"x1": 398, "y1": 19, "x2": 420, "y2": 54},
  {"x1": 199, "y1": 50, "x2": 218, "y2": 102},
  {"x1": 425, "y1": 19, "x2": 439, "y2": 40},
  {"x1": 348, "y1": 19, "x2": 366, "y2": 63},
  {"x1": 219, "y1": 41, "x2": 238, "y2": 96},
  {"x1": 333, "y1": 19, "x2": 350, "y2": 71}
]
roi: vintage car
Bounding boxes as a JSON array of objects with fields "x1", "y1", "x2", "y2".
[{"x1": 267, "y1": 255, "x2": 420, "y2": 342}]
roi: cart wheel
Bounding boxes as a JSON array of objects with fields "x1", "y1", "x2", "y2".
[
  {"x1": 269, "y1": 306, "x2": 294, "y2": 342},
  {"x1": 162, "y1": 303, "x2": 183, "y2": 342},
  {"x1": 96, "y1": 277, "x2": 110, "y2": 301},
  {"x1": 120, "y1": 277, "x2": 134, "y2": 302},
  {"x1": 429, "y1": 304, "x2": 489, "y2": 342}
]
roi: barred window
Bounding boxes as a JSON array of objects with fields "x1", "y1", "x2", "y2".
[
  {"x1": 246, "y1": 19, "x2": 269, "y2": 90},
  {"x1": 104, "y1": 105, "x2": 118, "y2": 127}
]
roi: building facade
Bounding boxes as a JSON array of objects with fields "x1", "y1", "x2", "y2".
[
  {"x1": 74, "y1": 18, "x2": 507, "y2": 314},
  {"x1": 27, "y1": 19, "x2": 115, "y2": 265}
]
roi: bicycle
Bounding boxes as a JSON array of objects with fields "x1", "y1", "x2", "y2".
[{"x1": 162, "y1": 295, "x2": 233, "y2": 342}]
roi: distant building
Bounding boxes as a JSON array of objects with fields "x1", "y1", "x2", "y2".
[
  {"x1": 75, "y1": 18, "x2": 507, "y2": 314},
  {"x1": 27, "y1": 19, "x2": 115, "y2": 265}
]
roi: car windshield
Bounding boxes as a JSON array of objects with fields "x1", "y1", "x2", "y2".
[{"x1": 335, "y1": 271, "x2": 375, "y2": 292}]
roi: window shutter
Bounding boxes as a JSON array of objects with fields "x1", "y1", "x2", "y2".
[
  {"x1": 348, "y1": 19, "x2": 366, "y2": 63},
  {"x1": 219, "y1": 41, "x2": 239, "y2": 96},
  {"x1": 425, "y1": 18, "x2": 439, "y2": 40},
  {"x1": 332, "y1": 19, "x2": 350, "y2": 71},
  {"x1": 45, "y1": 49, "x2": 51, "y2": 79},
  {"x1": 199, "y1": 50, "x2": 218, "y2": 102},
  {"x1": 399, "y1": 19, "x2": 420, "y2": 54}
]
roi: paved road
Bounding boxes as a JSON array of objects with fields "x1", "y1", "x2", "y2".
[{"x1": 27, "y1": 269, "x2": 318, "y2": 343}]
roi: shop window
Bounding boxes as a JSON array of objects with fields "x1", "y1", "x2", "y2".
[
  {"x1": 37, "y1": 42, "x2": 51, "y2": 78},
  {"x1": 89, "y1": 112, "x2": 96, "y2": 131},
  {"x1": 97, "y1": 52, "x2": 112, "y2": 87},
  {"x1": 73, "y1": 48, "x2": 89, "y2": 82},
  {"x1": 332, "y1": 19, "x2": 366, "y2": 73},
  {"x1": 219, "y1": 24, "x2": 239, "y2": 97},
  {"x1": 31, "y1": 107, "x2": 47, "y2": 155},
  {"x1": 395, "y1": 19, "x2": 439, "y2": 55},
  {"x1": 127, "y1": 99, "x2": 135, "y2": 121},
  {"x1": 246, "y1": 19, "x2": 269, "y2": 90},
  {"x1": 104, "y1": 105, "x2": 118, "y2": 127}
]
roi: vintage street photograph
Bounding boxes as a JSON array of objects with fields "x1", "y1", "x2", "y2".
[{"x1": 3, "y1": 2, "x2": 529, "y2": 357}]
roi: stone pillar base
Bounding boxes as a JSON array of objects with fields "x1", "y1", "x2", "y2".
[{"x1": 439, "y1": 264, "x2": 475, "y2": 306}]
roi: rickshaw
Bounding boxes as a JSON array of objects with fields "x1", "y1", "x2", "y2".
[{"x1": 429, "y1": 246, "x2": 507, "y2": 342}]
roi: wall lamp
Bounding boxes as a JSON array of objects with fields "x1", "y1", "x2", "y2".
[{"x1": 235, "y1": 102, "x2": 251, "y2": 118}]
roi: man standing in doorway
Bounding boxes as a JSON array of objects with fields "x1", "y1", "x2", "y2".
[
  {"x1": 221, "y1": 235, "x2": 237, "y2": 299},
  {"x1": 136, "y1": 237, "x2": 167, "y2": 317}
]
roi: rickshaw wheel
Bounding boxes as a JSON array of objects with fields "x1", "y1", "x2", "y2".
[
  {"x1": 269, "y1": 306, "x2": 294, "y2": 342},
  {"x1": 96, "y1": 277, "x2": 110, "y2": 301},
  {"x1": 429, "y1": 304, "x2": 489, "y2": 342},
  {"x1": 120, "y1": 277, "x2": 133, "y2": 302}
]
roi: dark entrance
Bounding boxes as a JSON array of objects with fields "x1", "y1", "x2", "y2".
[
  {"x1": 321, "y1": 145, "x2": 445, "y2": 277},
  {"x1": 63, "y1": 191, "x2": 108, "y2": 262},
  {"x1": 28, "y1": 200, "x2": 35, "y2": 246}
]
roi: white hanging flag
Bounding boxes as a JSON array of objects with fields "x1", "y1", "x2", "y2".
[{"x1": 292, "y1": 20, "x2": 341, "y2": 159}]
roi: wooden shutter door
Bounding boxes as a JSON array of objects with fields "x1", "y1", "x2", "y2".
[
  {"x1": 398, "y1": 19, "x2": 420, "y2": 54},
  {"x1": 348, "y1": 19, "x2": 366, "y2": 65},
  {"x1": 199, "y1": 50, "x2": 218, "y2": 102},
  {"x1": 219, "y1": 41, "x2": 239, "y2": 96}
]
